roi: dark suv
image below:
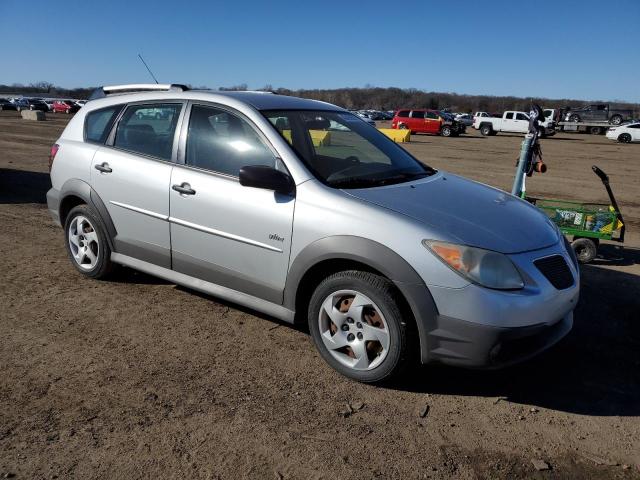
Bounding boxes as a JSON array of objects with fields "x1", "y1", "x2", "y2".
[{"x1": 564, "y1": 104, "x2": 632, "y2": 125}]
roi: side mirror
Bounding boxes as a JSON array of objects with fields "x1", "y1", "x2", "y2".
[{"x1": 239, "y1": 165, "x2": 294, "y2": 195}]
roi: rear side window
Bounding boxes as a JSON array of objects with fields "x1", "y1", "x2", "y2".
[
  {"x1": 114, "y1": 103, "x2": 182, "y2": 160},
  {"x1": 85, "y1": 105, "x2": 123, "y2": 144},
  {"x1": 396, "y1": 110, "x2": 409, "y2": 118},
  {"x1": 410, "y1": 111, "x2": 425, "y2": 119}
]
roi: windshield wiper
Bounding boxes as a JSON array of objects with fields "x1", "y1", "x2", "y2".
[
  {"x1": 376, "y1": 171, "x2": 430, "y2": 186},
  {"x1": 329, "y1": 170, "x2": 431, "y2": 189}
]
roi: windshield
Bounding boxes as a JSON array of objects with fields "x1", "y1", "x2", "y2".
[{"x1": 263, "y1": 110, "x2": 435, "y2": 188}]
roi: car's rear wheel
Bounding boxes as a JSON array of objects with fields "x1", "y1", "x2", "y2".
[
  {"x1": 399, "y1": 124, "x2": 407, "y2": 130},
  {"x1": 618, "y1": 133, "x2": 632, "y2": 143},
  {"x1": 590, "y1": 126, "x2": 603, "y2": 135},
  {"x1": 571, "y1": 237, "x2": 597, "y2": 263},
  {"x1": 480, "y1": 124, "x2": 492, "y2": 136},
  {"x1": 64, "y1": 205, "x2": 113, "y2": 278},
  {"x1": 569, "y1": 114, "x2": 580, "y2": 122},
  {"x1": 610, "y1": 115, "x2": 623, "y2": 125},
  {"x1": 308, "y1": 271, "x2": 409, "y2": 383}
]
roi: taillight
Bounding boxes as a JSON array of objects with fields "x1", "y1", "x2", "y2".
[{"x1": 49, "y1": 143, "x2": 59, "y2": 171}]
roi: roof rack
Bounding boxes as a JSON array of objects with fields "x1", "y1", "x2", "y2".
[{"x1": 88, "y1": 83, "x2": 189, "y2": 100}]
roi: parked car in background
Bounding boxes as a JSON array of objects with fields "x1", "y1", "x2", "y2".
[
  {"x1": 47, "y1": 83, "x2": 578, "y2": 383},
  {"x1": 0, "y1": 98, "x2": 18, "y2": 111},
  {"x1": 564, "y1": 104, "x2": 632, "y2": 125},
  {"x1": 42, "y1": 99, "x2": 55, "y2": 111},
  {"x1": 12, "y1": 98, "x2": 49, "y2": 112},
  {"x1": 52, "y1": 100, "x2": 80, "y2": 114},
  {"x1": 75, "y1": 100, "x2": 87, "y2": 107},
  {"x1": 455, "y1": 113, "x2": 473, "y2": 126},
  {"x1": 606, "y1": 122, "x2": 640, "y2": 143},
  {"x1": 392, "y1": 109, "x2": 464, "y2": 136},
  {"x1": 473, "y1": 111, "x2": 492, "y2": 120},
  {"x1": 354, "y1": 112, "x2": 377, "y2": 126},
  {"x1": 474, "y1": 111, "x2": 555, "y2": 136}
]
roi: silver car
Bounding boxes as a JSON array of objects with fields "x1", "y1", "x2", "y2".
[{"x1": 47, "y1": 84, "x2": 579, "y2": 383}]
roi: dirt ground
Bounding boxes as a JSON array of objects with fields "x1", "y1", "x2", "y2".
[{"x1": 1, "y1": 111, "x2": 638, "y2": 479}]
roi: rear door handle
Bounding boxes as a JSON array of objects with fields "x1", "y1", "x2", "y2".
[
  {"x1": 172, "y1": 183, "x2": 196, "y2": 195},
  {"x1": 94, "y1": 162, "x2": 112, "y2": 173}
]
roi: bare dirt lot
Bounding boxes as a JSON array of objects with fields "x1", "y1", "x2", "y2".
[{"x1": 1, "y1": 111, "x2": 639, "y2": 479}]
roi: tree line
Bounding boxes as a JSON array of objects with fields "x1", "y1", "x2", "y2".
[{"x1": 2, "y1": 82, "x2": 638, "y2": 115}]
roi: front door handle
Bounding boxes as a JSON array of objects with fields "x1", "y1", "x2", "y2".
[
  {"x1": 94, "y1": 162, "x2": 112, "y2": 173},
  {"x1": 172, "y1": 183, "x2": 196, "y2": 195}
]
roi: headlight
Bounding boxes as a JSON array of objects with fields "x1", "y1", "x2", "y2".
[{"x1": 423, "y1": 240, "x2": 524, "y2": 290}]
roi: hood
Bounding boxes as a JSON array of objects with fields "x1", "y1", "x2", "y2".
[{"x1": 345, "y1": 172, "x2": 559, "y2": 254}]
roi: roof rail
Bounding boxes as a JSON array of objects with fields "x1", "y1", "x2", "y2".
[{"x1": 88, "y1": 83, "x2": 189, "y2": 101}]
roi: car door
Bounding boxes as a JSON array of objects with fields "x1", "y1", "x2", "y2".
[
  {"x1": 424, "y1": 111, "x2": 440, "y2": 134},
  {"x1": 409, "y1": 110, "x2": 426, "y2": 133},
  {"x1": 502, "y1": 112, "x2": 516, "y2": 131},
  {"x1": 513, "y1": 112, "x2": 529, "y2": 132},
  {"x1": 90, "y1": 102, "x2": 184, "y2": 268},
  {"x1": 169, "y1": 103, "x2": 295, "y2": 304}
]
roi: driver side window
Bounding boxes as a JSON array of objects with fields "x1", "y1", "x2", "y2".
[{"x1": 186, "y1": 105, "x2": 276, "y2": 177}]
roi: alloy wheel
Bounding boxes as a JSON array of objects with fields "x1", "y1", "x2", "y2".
[
  {"x1": 317, "y1": 290, "x2": 390, "y2": 371},
  {"x1": 68, "y1": 215, "x2": 100, "y2": 270}
]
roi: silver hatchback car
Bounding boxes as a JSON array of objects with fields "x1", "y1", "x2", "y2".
[{"x1": 47, "y1": 84, "x2": 579, "y2": 383}]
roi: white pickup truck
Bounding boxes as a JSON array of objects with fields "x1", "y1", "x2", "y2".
[{"x1": 473, "y1": 111, "x2": 555, "y2": 136}]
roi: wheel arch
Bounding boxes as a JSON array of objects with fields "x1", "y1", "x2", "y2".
[
  {"x1": 58, "y1": 179, "x2": 117, "y2": 250},
  {"x1": 284, "y1": 236, "x2": 439, "y2": 363}
]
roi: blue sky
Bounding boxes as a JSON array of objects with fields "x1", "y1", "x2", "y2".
[{"x1": 1, "y1": 0, "x2": 638, "y2": 102}]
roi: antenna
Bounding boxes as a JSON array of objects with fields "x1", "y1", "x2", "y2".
[{"x1": 138, "y1": 54, "x2": 159, "y2": 84}]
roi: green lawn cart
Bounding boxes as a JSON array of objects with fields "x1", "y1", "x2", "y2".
[{"x1": 527, "y1": 166, "x2": 625, "y2": 263}]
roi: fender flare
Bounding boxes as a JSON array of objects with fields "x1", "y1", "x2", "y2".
[
  {"x1": 284, "y1": 235, "x2": 439, "y2": 362},
  {"x1": 58, "y1": 179, "x2": 117, "y2": 250}
]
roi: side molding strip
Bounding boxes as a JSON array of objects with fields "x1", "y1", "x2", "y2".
[
  {"x1": 111, "y1": 252, "x2": 295, "y2": 323},
  {"x1": 110, "y1": 201, "x2": 168, "y2": 221},
  {"x1": 169, "y1": 217, "x2": 283, "y2": 253},
  {"x1": 109, "y1": 201, "x2": 282, "y2": 253}
]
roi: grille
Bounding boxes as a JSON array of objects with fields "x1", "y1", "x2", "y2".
[{"x1": 534, "y1": 255, "x2": 574, "y2": 290}]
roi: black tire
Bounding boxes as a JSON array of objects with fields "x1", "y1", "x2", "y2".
[
  {"x1": 590, "y1": 126, "x2": 603, "y2": 135},
  {"x1": 308, "y1": 270, "x2": 410, "y2": 383},
  {"x1": 569, "y1": 114, "x2": 580, "y2": 123},
  {"x1": 571, "y1": 237, "x2": 597, "y2": 264},
  {"x1": 399, "y1": 123, "x2": 407, "y2": 130},
  {"x1": 441, "y1": 125, "x2": 452, "y2": 137},
  {"x1": 618, "y1": 133, "x2": 632, "y2": 143},
  {"x1": 609, "y1": 115, "x2": 623, "y2": 126},
  {"x1": 480, "y1": 124, "x2": 493, "y2": 136},
  {"x1": 64, "y1": 204, "x2": 114, "y2": 279}
]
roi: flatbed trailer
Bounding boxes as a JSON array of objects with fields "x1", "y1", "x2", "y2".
[{"x1": 557, "y1": 121, "x2": 612, "y2": 135}]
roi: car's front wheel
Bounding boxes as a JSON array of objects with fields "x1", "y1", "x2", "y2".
[
  {"x1": 308, "y1": 271, "x2": 409, "y2": 383},
  {"x1": 618, "y1": 133, "x2": 632, "y2": 143},
  {"x1": 569, "y1": 114, "x2": 580, "y2": 122},
  {"x1": 64, "y1": 204, "x2": 113, "y2": 278},
  {"x1": 441, "y1": 125, "x2": 452, "y2": 137}
]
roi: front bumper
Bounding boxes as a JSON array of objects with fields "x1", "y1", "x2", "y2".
[
  {"x1": 424, "y1": 311, "x2": 573, "y2": 368},
  {"x1": 417, "y1": 241, "x2": 579, "y2": 367}
]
